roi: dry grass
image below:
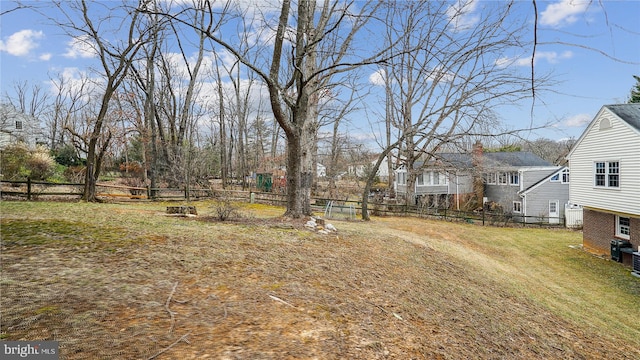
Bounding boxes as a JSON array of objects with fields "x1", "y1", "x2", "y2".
[{"x1": 1, "y1": 200, "x2": 639, "y2": 359}]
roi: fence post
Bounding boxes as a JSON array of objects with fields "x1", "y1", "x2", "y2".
[
  {"x1": 482, "y1": 209, "x2": 485, "y2": 226},
  {"x1": 27, "y1": 178, "x2": 32, "y2": 201}
]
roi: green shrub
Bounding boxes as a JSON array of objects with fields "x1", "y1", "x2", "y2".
[
  {"x1": 53, "y1": 144, "x2": 82, "y2": 166},
  {"x1": 1, "y1": 142, "x2": 30, "y2": 180},
  {"x1": 0, "y1": 143, "x2": 56, "y2": 180}
]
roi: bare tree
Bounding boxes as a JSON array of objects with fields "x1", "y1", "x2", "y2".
[
  {"x1": 46, "y1": 72, "x2": 92, "y2": 151},
  {"x1": 47, "y1": 0, "x2": 150, "y2": 200},
  {"x1": 3, "y1": 81, "x2": 50, "y2": 120},
  {"x1": 377, "y1": 1, "x2": 543, "y2": 206},
  {"x1": 147, "y1": 0, "x2": 389, "y2": 217},
  {"x1": 359, "y1": 1, "x2": 554, "y2": 219},
  {"x1": 521, "y1": 137, "x2": 575, "y2": 165}
]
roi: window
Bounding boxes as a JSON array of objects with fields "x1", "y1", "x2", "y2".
[
  {"x1": 513, "y1": 201, "x2": 522, "y2": 213},
  {"x1": 439, "y1": 172, "x2": 449, "y2": 185},
  {"x1": 608, "y1": 162, "x2": 619, "y2": 187},
  {"x1": 498, "y1": 172, "x2": 508, "y2": 185},
  {"x1": 417, "y1": 171, "x2": 449, "y2": 186},
  {"x1": 484, "y1": 173, "x2": 496, "y2": 185},
  {"x1": 432, "y1": 172, "x2": 440, "y2": 185},
  {"x1": 15, "y1": 120, "x2": 23, "y2": 130},
  {"x1": 595, "y1": 162, "x2": 606, "y2": 186},
  {"x1": 509, "y1": 172, "x2": 519, "y2": 186},
  {"x1": 551, "y1": 169, "x2": 570, "y2": 184},
  {"x1": 561, "y1": 169, "x2": 569, "y2": 184},
  {"x1": 398, "y1": 172, "x2": 406, "y2": 185},
  {"x1": 616, "y1": 216, "x2": 630, "y2": 239},
  {"x1": 595, "y1": 161, "x2": 619, "y2": 188}
]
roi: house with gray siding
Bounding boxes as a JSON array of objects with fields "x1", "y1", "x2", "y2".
[
  {"x1": 566, "y1": 104, "x2": 640, "y2": 265},
  {"x1": 395, "y1": 146, "x2": 568, "y2": 219},
  {"x1": 480, "y1": 152, "x2": 566, "y2": 222},
  {"x1": 394, "y1": 154, "x2": 474, "y2": 210},
  {"x1": 518, "y1": 167, "x2": 570, "y2": 224}
]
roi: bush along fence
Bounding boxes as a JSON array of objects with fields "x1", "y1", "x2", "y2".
[
  {"x1": 1, "y1": 179, "x2": 567, "y2": 227},
  {"x1": 0, "y1": 179, "x2": 207, "y2": 201},
  {"x1": 0, "y1": 179, "x2": 285, "y2": 203}
]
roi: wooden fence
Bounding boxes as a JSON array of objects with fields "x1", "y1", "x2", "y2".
[
  {"x1": 1, "y1": 179, "x2": 567, "y2": 227},
  {"x1": 0, "y1": 179, "x2": 196, "y2": 201}
]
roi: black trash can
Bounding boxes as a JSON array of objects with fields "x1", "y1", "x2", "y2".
[{"x1": 611, "y1": 239, "x2": 632, "y2": 262}]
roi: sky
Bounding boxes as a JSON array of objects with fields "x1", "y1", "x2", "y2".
[{"x1": 0, "y1": 0, "x2": 639, "y2": 146}]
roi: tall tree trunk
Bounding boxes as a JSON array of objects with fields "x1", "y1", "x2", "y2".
[
  {"x1": 145, "y1": 43, "x2": 159, "y2": 198},
  {"x1": 284, "y1": 128, "x2": 304, "y2": 216},
  {"x1": 296, "y1": 0, "x2": 317, "y2": 215},
  {"x1": 214, "y1": 56, "x2": 228, "y2": 188},
  {"x1": 327, "y1": 118, "x2": 341, "y2": 198},
  {"x1": 83, "y1": 78, "x2": 114, "y2": 201}
]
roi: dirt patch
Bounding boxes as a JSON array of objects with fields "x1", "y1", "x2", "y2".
[{"x1": 1, "y1": 204, "x2": 638, "y2": 359}]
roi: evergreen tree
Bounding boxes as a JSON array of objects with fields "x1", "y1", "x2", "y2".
[{"x1": 629, "y1": 75, "x2": 640, "y2": 103}]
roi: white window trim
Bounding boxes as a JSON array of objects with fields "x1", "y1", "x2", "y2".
[
  {"x1": 498, "y1": 172, "x2": 508, "y2": 185},
  {"x1": 440, "y1": 172, "x2": 449, "y2": 185},
  {"x1": 509, "y1": 172, "x2": 519, "y2": 186},
  {"x1": 594, "y1": 161, "x2": 620, "y2": 188},
  {"x1": 413, "y1": 171, "x2": 450, "y2": 186},
  {"x1": 616, "y1": 216, "x2": 631, "y2": 240},
  {"x1": 398, "y1": 172, "x2": 406, "y2": 185},
  {"x1": 431, "y1": 172, "x2": 441, "y2": 186},
  {"x1": 485, "y1": 173, "x2": 496, "y2": 185},
  {"x1": 550, "y1": 169, "x2": 570, "y2": 184},
  {"x1": 561, "y1": 168, "x2": 569, "y2": 184},
  {"x1": 513, "y1": 201, "x2": 522, "y2": 213}
]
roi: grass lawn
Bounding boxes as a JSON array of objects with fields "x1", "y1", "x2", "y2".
[{"x1": 1, "y1": 200, "x2": 639, "y2": 359}]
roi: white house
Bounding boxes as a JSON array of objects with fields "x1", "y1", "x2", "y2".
[
  {"x1": 348, "y1": 155, "x2": 393, "y2": 181},
  {"x1": 0, "y1": 103, "x2": 44, "y2": 149},
  {"x1": 566, "y1": 104, "x2": 640, "y2": 265},
  {"x1": 316, "y1": 162, "x2": 326, "y2": 178}
]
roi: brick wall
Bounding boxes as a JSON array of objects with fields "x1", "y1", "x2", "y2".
[
  {"x1": 583, "y1": 209, "x2": 614, "y2": 255},
  {"x1": 583, "y1": 208, "x2": 640, "y2": 266},
  {"x1": 631, "y1": 216, "x2": 640, "y2": 249}
]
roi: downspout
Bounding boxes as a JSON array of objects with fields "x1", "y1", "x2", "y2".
[
  {"x1": 519, "y1": 170, "x2": 525, "y2": 217},
  {"x1": 455, "y1": 173, "x2": 460, "y2": 210},
  {"x1": 519, "y1": 170, "x2": 524, "y2": 192}
]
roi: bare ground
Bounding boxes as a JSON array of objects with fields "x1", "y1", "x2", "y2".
[{"x1": 1, "y1": 201, "x2": 638, "y2": 359}]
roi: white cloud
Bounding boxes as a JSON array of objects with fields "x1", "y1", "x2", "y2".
[
  {"x1": 495, "y1": 57, "x2": 515, "y2": 68},
  {"x1": 563, "y1": 113, "x2": 591, "y2": 127},
  {"x1": 496, "y1": 51, "x2": 573, "y2": 68},
  {"x1": 369, "y1": 68, "x2": 386, "y2": 87},
  {"x1": 540, "y1": 0, "x2": 590, "y2": 28},
  {"x1": 0, "y1": 29, "x2": 44, "y2": 57},
  {"x1": 64, "y1": 35, "x2": 97, "y2": 59},
  {"x1": 427, "y1": 66, "x2": 455, "y2": 83},
  {"x1": 446, "y1": 0, "x2": 480, "y2": 32},
  {"x1": 47, "y1": 67, "x2": 104, "y2": 102},
  {"x1": 535, "y1": 50, "x2": 573, "y2": 64},
  {"x1": 39, "y1": 53, "x2": 52, "y2": 61}
]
